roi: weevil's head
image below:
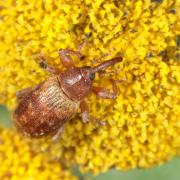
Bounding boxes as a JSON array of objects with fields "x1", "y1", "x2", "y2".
[{"x1": 59, "y1": 57, "x2": 122, "y2": 101}]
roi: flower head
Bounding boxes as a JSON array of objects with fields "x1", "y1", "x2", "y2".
[{"x1": 0, "y1": 0, "x2": 179, "y2": 174}]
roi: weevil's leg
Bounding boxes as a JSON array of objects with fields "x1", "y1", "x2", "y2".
[
  {"x1": 78, "y1": 41, "x2": 86, "y2": 53},
  {"x1": 92, "y1": 80, "x2": 118, "y2": 99},
  {"x1": 59, "y1": 49, "x2": 85, "y2": 69},
  {"x1": 51, "y1": 125, "x2": 65, "y2": 141},
  {"x1": 80, "y1": 100, "x2": 90, "y2": 123},
  {"x1": 16, "y1": 87, "x2": 33, "y2": 100},
  {"x1": 39, "y1": 55, "x2": 60, "y2": 74}
]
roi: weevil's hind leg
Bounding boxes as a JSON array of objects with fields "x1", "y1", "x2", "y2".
[
  {"x1": 80, "y1": 100, "x2": 90, "y2": 123},
  {"x1": 39, "y1": 55, "x2": 60, "y2": 74},
  {"x1": 59, "y1": 49, "x2": 85, "y2": 69},
  {"x1": 16, "y1": 87, "x2": 33, "y2": 100},
  {"x1": 92, "y1": 79, "x2": 118, "y2": 99},
  {"x1": 51, "y1": 125, "x2": 65, "y2": 141}
]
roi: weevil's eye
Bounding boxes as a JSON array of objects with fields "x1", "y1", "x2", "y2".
[
  {"x1": 82, "y1": 66, "x2": 95, "y2": 80},
  {"x1": 89, "y1": 72, "x2": 95, "y2": 80}
]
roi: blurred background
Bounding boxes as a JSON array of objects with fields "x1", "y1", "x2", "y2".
[{"x1": 0, "y1": 105, "x2": 180, "y2": 180}]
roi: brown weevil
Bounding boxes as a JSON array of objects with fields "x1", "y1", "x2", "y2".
[{"x1": 13, "y1": 49, "x2": 122, "y2": 137}]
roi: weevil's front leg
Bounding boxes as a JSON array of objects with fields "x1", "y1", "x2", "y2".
[
  {"x1": 59, "y1": 49, "x2": 84, "y2": 69},
  {"x1": 39, "y1": 55, "x2": 60, "y2": 74},
  {"x1": 16, "y1": 87, "x2": 33, "y2": 100},
  {"x1": 80, "y1": 100, "x2": 90, "y2": 123},
  {"x1": 92, "y1": 80, "x2": 118, "y2": 99}
]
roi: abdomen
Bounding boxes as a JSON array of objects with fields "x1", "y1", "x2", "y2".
[{"x1": 13, "y1": 76, "x2": 79, "y2": 137}]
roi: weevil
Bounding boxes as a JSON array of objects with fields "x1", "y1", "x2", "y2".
[{"x1": 13, "y1": 49, "x2": 122, "y2": 137}]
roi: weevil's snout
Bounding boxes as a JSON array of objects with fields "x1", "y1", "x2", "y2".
[
  {"x1": 91, "y1": 56, "x2": 122, "y2": 73},
  {"x1": 81, "y1": 56, "x2": 122, "y2": 82}
]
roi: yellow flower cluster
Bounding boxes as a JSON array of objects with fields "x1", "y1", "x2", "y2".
[
  {"x1": 0, "y1": 126, "x2": 78, "y2": 180},
  {"x1": 0, "y1": 0, "x2": 180, "y2": 174}
]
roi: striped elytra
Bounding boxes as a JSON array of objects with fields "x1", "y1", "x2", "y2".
[{"x1": 13, "y1": 76, "x2": 79, "y2": 137}]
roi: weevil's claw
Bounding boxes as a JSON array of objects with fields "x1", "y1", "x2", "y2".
[
  {"x1": 79, "y1": 55, "x2": 86, "y2": 61},
  {"x1": 82, "y1": 111, "x2": 90, "y2": 123},
  {"x1": 96, "y1": 120, "x2": 106, "y2": 127},
  {"x1": 39, "y1": 60, "x2": 47, "y2": 69},
  {"x1": 52, "y1": 125, "x2": 65, "y2": 141},
  {"x1": 58, "y1": 48, "x2": 63, "y2": 53}
]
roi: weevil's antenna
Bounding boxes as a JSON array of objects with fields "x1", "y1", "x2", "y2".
[{"x1": 90, "y1": 56, "x2": 122, "y2": 73}]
